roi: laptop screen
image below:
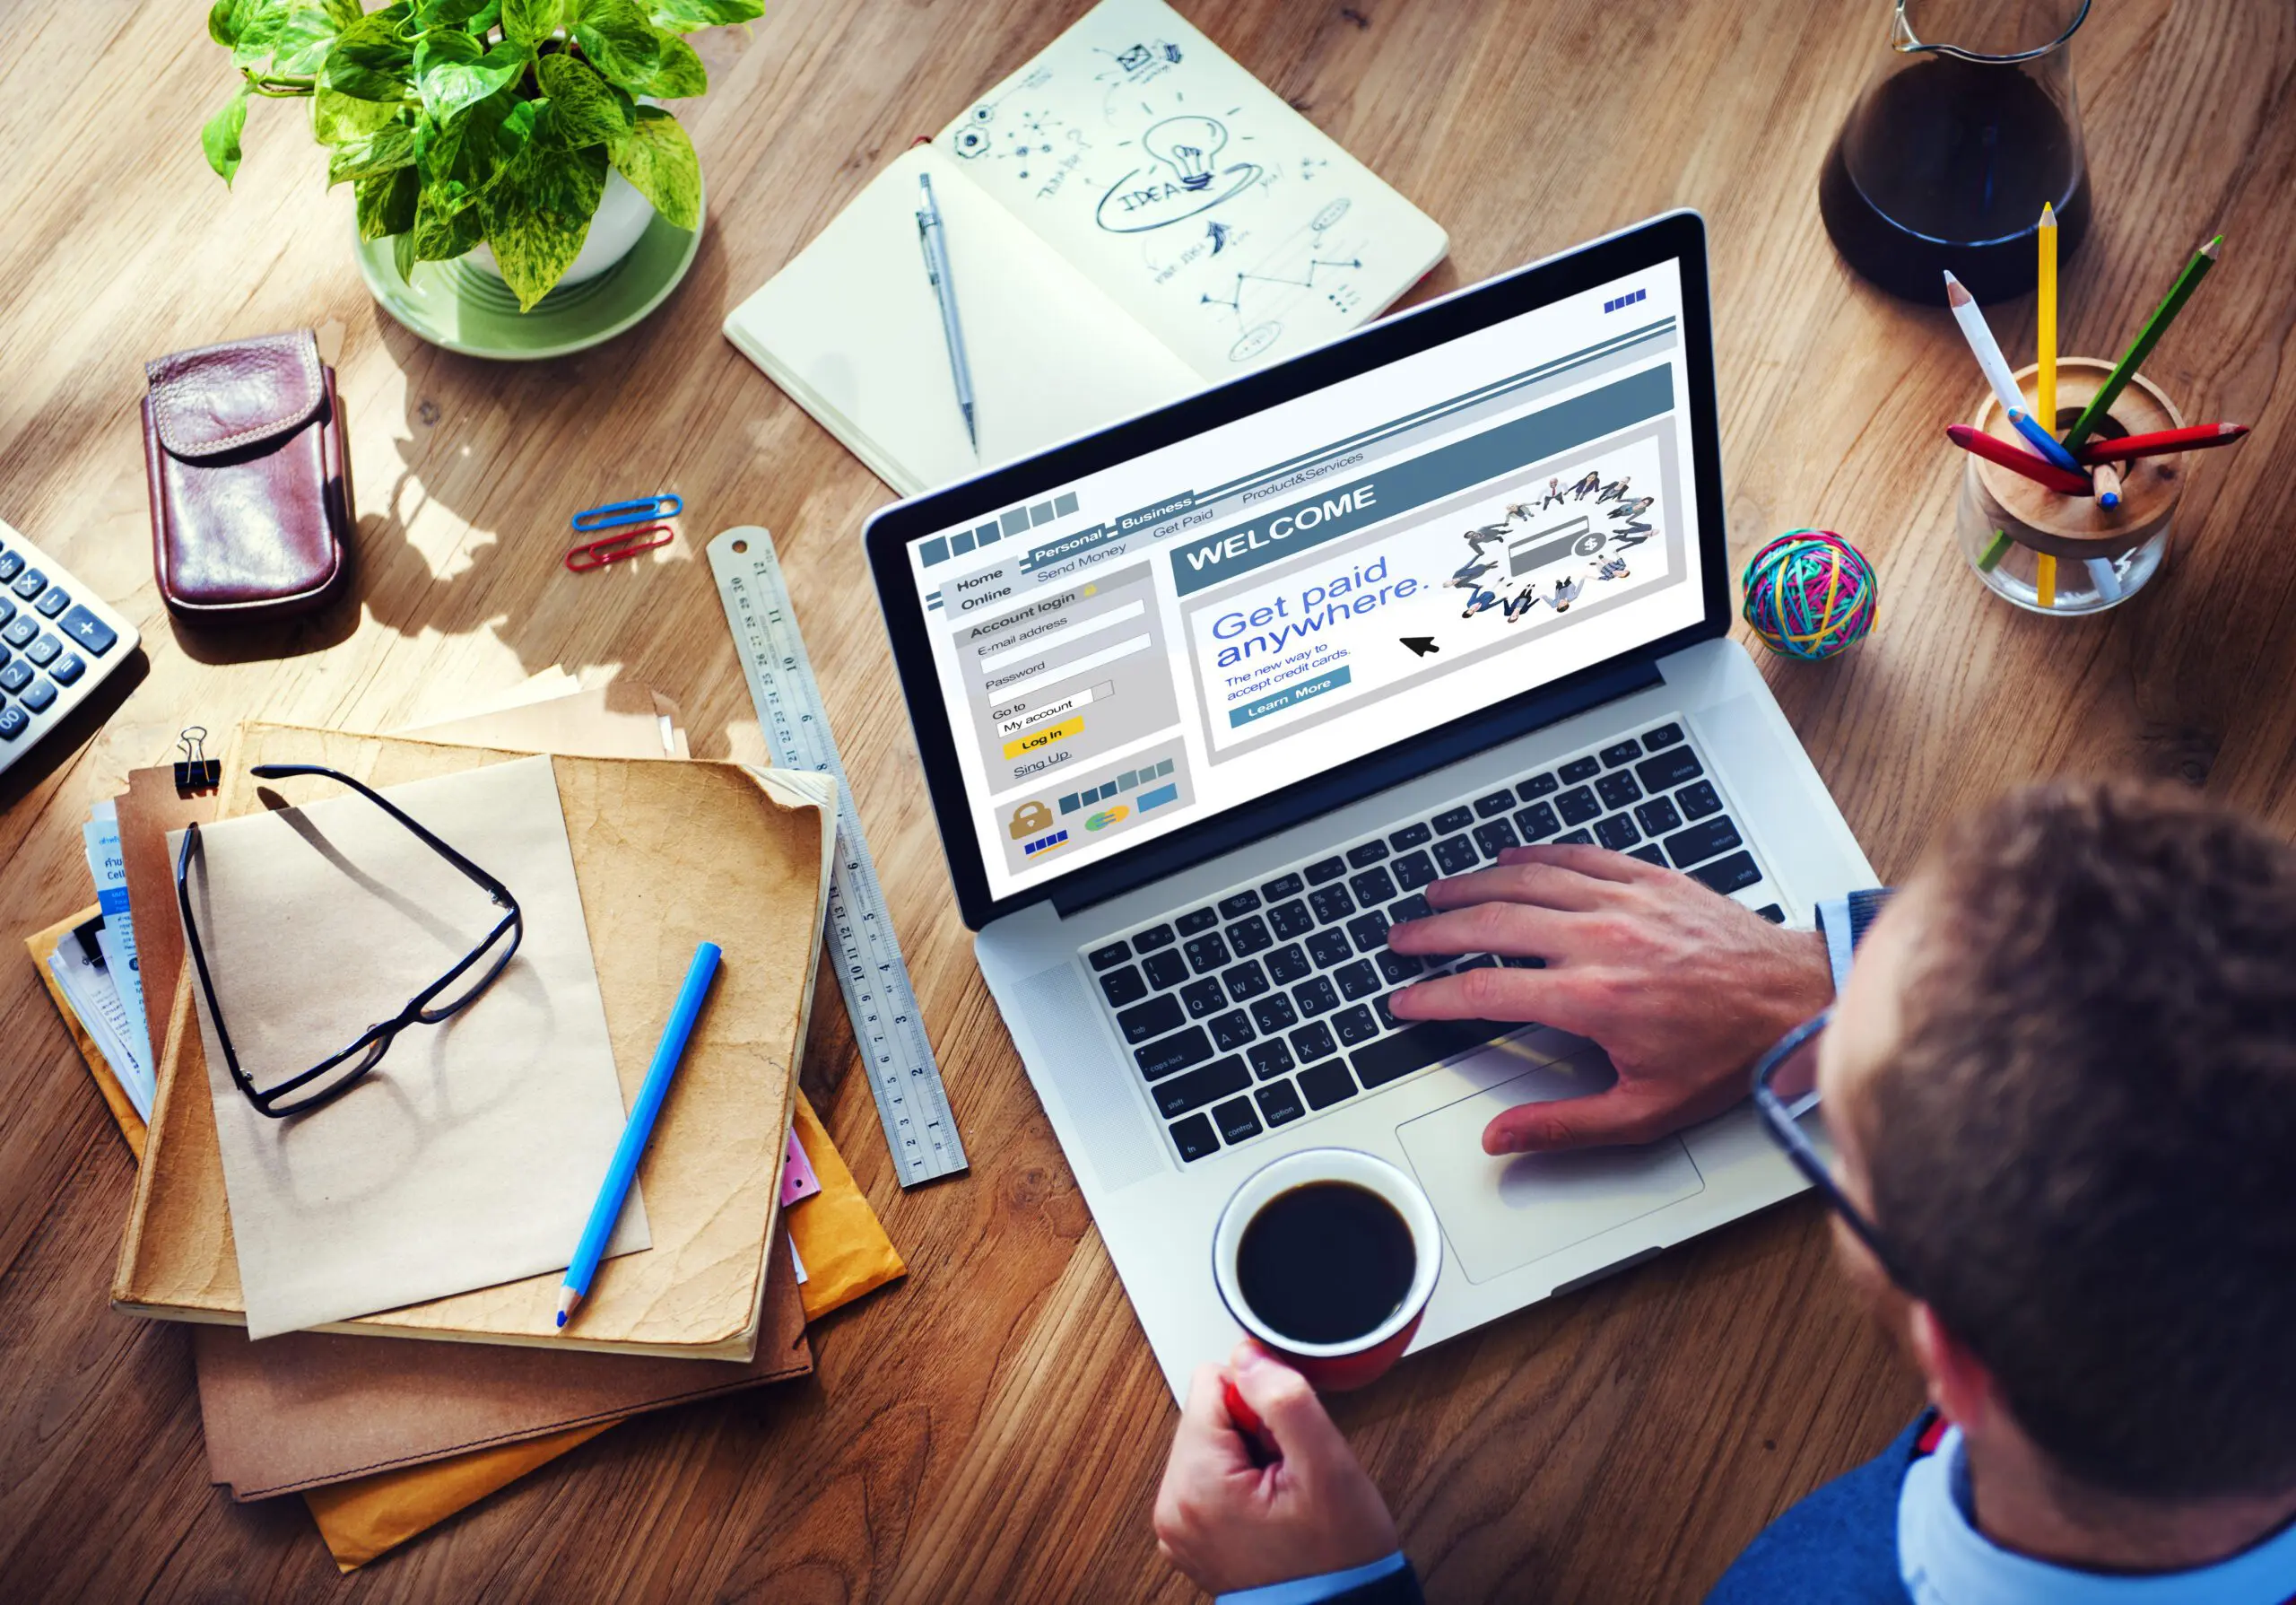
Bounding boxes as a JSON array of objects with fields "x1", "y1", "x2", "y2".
[{"x1": 895, "y1": 255, "x2": 1708, "y2": 905}]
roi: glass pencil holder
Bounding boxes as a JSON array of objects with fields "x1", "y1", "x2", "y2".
[{"x1": 1956, "y1": 355, "x2": 2185, "y2": 615}]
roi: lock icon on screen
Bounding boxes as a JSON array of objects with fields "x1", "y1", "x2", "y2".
[{"x1": 1009, "y1": 800, "x2": 1054, "y2": 839}]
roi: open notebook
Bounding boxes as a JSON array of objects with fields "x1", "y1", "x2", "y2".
[{"x1": 725, "y1": 0, "x2": 1448, "y2": 497}]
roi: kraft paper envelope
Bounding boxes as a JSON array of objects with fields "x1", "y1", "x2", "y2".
[
  {"x1": 115, "y1": 725, "x2": 837, "y2": 1358},
  {"x1": 196, "y1": 1237, "x2": 813, "y2": 1499},
  {"x1": 170, "y1": 755, "x2": 646, "y2": 1339}
]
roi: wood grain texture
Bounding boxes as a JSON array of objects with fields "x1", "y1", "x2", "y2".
[{"x1": 3, "y1": 0, "x2": 2291, "y2": 1599}]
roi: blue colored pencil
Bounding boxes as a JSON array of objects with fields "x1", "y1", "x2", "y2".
[
  {"x1": 2008, "y1": 408, "x2": 2084, "y2": 475},
  {"x1": 557, "y1": 941, "x2": 722, "y2": 1329}
]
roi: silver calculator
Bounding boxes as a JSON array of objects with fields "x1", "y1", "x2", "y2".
[{"x1": 0, "y1": 517, "x2": 139, "y2": 779}]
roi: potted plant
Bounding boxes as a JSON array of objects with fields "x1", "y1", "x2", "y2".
[{"x1": 200, "y1": 0, "x2": 761, "y2": 310}]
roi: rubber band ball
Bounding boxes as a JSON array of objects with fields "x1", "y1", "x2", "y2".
[{"x1": 1740, "y1": 529, "x2": 1877, "y2": 660}]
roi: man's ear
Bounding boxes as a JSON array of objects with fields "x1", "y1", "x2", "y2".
[{"x1": 1907, "y1": 1300, "x2": 2001, "y2": 1432}]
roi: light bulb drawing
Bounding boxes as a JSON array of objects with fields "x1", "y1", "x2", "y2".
[{"x1": 1143, "y1": 116, "x2": 1227, "y2": 190}]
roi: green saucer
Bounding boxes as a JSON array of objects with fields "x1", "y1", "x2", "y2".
[{"x1": 354, "y1": 200, "x2": 702, "y2": 361}]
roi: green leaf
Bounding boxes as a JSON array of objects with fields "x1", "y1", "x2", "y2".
[
  {"x1": 207, "y1": 0, "x2": 269, "y2": 48},
  {"x1": 570, "y1": 0, "x2": 660, "y2": 93},
  {"x1": 326, "y1": 119, "x2": 417, "y2": 185},
  {"x1": 535, "y1": 53, "x2": 631, "y2": 147},
  {"x1": 322, "y1": 0, "x2": 364, "y2": 24},
  {"x1": 608, "y1": 104, "x2": 696, "y2": 227},
  {"x1": 324, "y1": 12, "x2": 416, "y2": 100},
  {"x1": 479, "y1": 138, "x2": 607, "y2": 310},
  {"x1": 630, "y1": 30, "x2": 706, "y2": 96},
  {"x1": 412, "y1": 0, "x2": 489, "y2": 26},
  {"x1": 648, "y1": 0, "x2": 761, "y2": 29},
  {"x1": 499, "y1": 0, "x2": 562, "y2": 44},
  {"x1": 412, "y1": 187, "x2": 486, "y2": 259},
  {"x1": 394, "y1": 226, "x2": 419, "y2": 282},
  {"x1": 413, "y1": 88, "x2": 532, "y2": 207},
  {"x1": 235, "y1": 5, "x2": 340, "y2": 76},
  {"x1": 312, "y1": 83, "x2": 401, "y2": 142},
  {"x1": 413, "y1": 31, "x2": 531, "y2": 118},
  {"x1": 202, "y1": 83, "x2": 252, "y2": 184},
  {"x1": 355, "y1": 163, "x2": 420, "y2": 239}
]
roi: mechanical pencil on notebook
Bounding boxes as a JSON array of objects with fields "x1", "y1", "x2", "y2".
[
  {"x1": 557, "y1": 940, "x2": 721, "y2": 1329},
  {"x1": 916, "y1": 173, "x2": 978, "y2": 453},
  {"x1": 2076, "y1": 422, "x2": 2248, "y2": 463},
  {"x1": 1944, "y1": 424, "x2": 2092, "y2": 494}
]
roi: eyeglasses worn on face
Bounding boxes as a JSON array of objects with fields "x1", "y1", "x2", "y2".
[
  {"x1": 174, "y1": 763, "x2": 525, "y2": 1119},
  {"x1": 1748, "y1": 1006, "x2": 1924, "y2": 1295}
]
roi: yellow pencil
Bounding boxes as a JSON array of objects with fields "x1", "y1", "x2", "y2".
[
  {"x1": 2036, "y1": 553, "x2": 2057, "y2": 608},
  {"x1": 2037, "y1": 203, "x2": 2058, "y2": 432}
]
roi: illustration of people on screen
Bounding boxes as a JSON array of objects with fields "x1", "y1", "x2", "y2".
[
  {"x1": 1539, "y1": 477, "x2": 1565, "y2": 510},
  {"x1": 1596, "y1": 475, "x2": 1631, "y2": 502},
  {"x1": 1500, "y1": 587, "x2": 1545, "y2": 624},
  {"x1": 1448, "y1": 552, "x2": 1497, "y2": 588},
  {"x1": 1596, "y1": 554, "x2": 1631, "y2": 581},
  {"x1": 1570, "y1": 470, "x2": 1602, "y2": 500},
  {"x1": 1550, "y1": 574, "x2": 1584, "y2": 612},
  {"x1": 1611, "y1": 495, "x2": 1653, "y2": 522},
  {"x1": 1460, "y1": 582, "x2": 1502, "y2": 618}
]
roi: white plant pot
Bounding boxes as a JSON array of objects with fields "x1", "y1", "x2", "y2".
[{"x1": 467, "y1": 168, "x2": 657, "y2": 290}]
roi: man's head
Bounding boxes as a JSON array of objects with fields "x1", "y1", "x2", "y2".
[{"x1": 1817, "y1": 781, "x2": 2296, "y2": 1503}]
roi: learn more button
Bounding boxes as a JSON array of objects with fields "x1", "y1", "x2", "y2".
[
  {"x1": 1229, "y1": 666, "x2": 1352, "y2": 728},
  {"x1": 1003, "y1": 713, "x2": 1083, "y2": 759}
]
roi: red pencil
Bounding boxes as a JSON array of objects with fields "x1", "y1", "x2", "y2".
[
  {"x1": 1945, "y1": 424, "x2": 2094, "y2": 495},
  {"x1": 2074, "y1": 423, "x2": 2249, "y2": 464}
]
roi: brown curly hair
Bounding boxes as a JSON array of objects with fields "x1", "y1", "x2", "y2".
[{"x1": 1863, "y1": 781, "x2": 2296, "y2": 1498}]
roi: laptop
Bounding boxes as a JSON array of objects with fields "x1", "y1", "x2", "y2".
[{"x1": 865, "y1": 211, "x2": 1875, "y2": 1398}]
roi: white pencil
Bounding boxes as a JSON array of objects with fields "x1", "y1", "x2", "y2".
[{"x1": 1944, "y1": 272, "x2": 2027, "y2": 417}]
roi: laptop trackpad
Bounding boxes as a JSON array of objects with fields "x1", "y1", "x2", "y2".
[{"x1": 1396, "y1": 1056, "x2": 1705, "y2": 1285}]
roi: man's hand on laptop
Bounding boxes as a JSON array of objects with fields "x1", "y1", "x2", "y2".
[
  {"x1": 1386, "y1": 843, "x2": 1831, "y2": 1154},
  {"x1": 1154, "y1": 1342, "x2": 1397, "y2": 1595}
]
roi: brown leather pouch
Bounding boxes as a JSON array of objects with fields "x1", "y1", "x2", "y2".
[{"x1": 143, "y1": 329, "x2": 352, "y2": 622}]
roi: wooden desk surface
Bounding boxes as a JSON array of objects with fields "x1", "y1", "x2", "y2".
[{"x1": 4, "y1": 1, "x2": 2291, "y2": 1598}]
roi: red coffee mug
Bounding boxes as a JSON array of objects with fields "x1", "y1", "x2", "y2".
[{"x1": 1212, "y1": 1148, "x2": 1443, "y2": 1391}]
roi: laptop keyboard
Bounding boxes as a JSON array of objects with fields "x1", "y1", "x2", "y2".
[{"x1": 1081, "y1": 720, "x2": 1784, "y2": 1166}]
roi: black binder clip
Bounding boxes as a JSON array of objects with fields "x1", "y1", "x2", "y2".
[{"x1": 174, "y1": 726, "x2": 220, "y2": 794}]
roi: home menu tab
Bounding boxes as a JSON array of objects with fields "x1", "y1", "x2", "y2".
[{"x1": 904, "y1": 258, "x2": 1709, "y2": 903}]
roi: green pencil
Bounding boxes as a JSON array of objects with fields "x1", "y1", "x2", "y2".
[{"x1": 2061, "y1": 235, "x2": 2223, "y2": 451}]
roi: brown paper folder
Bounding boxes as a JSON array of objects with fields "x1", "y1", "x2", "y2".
[
  {"x1": 112, "y1": 724, "x2": 837, "y2": 1359},
  {"x1": 196, "y1": 1238, "x2": 813, "y2": 1499}
]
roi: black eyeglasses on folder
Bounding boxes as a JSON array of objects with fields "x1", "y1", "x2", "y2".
[{"x1": 175, "y1": 763, "x2": 524, "y2": 1119}]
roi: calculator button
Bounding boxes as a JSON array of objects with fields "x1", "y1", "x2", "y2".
[
  {"x1": 34, "y1": 586, "x2": 69, "y2": 618},
  {"x1": 9, "y1": 568, "x2": 43, "y2": 599},
  {"x1": 19, "y1": 677, "x2": 55, "y2": 712},
  {"x1": 59, "y1": 606, "x2": 117, "y2": 657},
  {"x1": 0, "y1": 551, "x2": 20, "y2": 583},
  {"x1": 0, "y1": 659, "x2": 30, "y2": 693},
  {"x1": 0, "y1": 704, "x2": 25, "y2": 740},
  {"x1": 24, "y1": 634, "x2": 59, "y2": 666},
  {"x1": 2, "y1": 615, "x2": 33, "y2": 648}
]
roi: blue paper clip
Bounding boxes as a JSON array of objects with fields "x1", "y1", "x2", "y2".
[{"x1": 571, "y1": 493, "x2": 683, "y2": 532}]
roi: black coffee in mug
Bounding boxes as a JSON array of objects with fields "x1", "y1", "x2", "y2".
[{"x1": 1235, "y1": 1180, "x2": 1416, "y2": 1346}]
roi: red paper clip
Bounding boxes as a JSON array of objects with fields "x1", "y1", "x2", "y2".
[{"x1": 564, "y1": 524, "x2": 674, "y2": 572}]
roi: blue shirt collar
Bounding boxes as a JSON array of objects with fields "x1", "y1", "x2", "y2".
[{"x1": 1899, "y1": 1426, "x2": 2296, "y2": 1605}]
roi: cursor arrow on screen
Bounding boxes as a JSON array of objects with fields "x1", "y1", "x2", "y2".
[{"x1": 1401, "y1": 637, "x2": 1439, "y2": 658}]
